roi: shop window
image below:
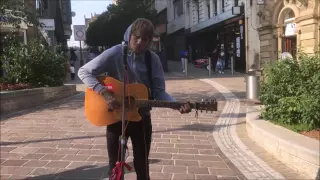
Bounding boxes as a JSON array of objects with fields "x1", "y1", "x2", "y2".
[{"x1": 173, "y1": 0, "x2": 183, "y2": 18}]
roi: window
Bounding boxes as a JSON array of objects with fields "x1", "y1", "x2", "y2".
[
  {"x1": 234, "y1": 0, "x2": 239, "y2": 6},
  {"x1": 214, "y1": 0, "x2": 217, "y2": 15},
  {"x1": 195, "y1": 1, "x2": 200, "y2": 22},
  {"x1": 173, "y1": 0, "x2": 183, "y2": 18},
  {"x1": 222, "y1": 0, "x2": 225, "y2": 12},
  {"x1": 207, "y1": 4, "x2": 210, "y2": 18},
  {"x1": 43, "y1": 0, "x2": 48, "y2": 9}
]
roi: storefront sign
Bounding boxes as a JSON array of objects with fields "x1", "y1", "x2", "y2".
[
  {"x1": 39, "y1": 19, "x2": 55, "y2": 30},
  {"x1": 285, "y1": 23, "x2": 296, "y2": 37},
  {"x1": 240, "y1": 25, "x2": 244, "y2": 39},
  {"x1": 236, "y1": 37, "x2": 240, "y2": 57}
]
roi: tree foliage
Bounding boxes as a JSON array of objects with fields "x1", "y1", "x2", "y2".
[
  {"x1": 1, "y1": 33, "x2": 68, "y2": 87},
  {"x1": 86, "y1": 0, "x2": 157, "y2": 47},
  {"x1": 0, "y1": 0, "x2": 41, "y2": 29},
  {"x1": 260, "y1": 51, "x2": 320, "y2": 131}
]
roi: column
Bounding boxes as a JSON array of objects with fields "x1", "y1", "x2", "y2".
[
  {"x1": 203, "y1": 0, "x2": 209, "y2": 21},
  {"x1": 210, "y1": 0, "x2": 214, "y2": 18},
  {"x1": 23, "y1": 30, "x2": 27, "y2": 45},
  {"x1": 216, "y1": 0, "x2": 221, "y2": 14}
]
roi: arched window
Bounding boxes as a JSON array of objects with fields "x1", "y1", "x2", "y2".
[{"x1": 282, "y1": 9, "x2": 297, "y2": 57}]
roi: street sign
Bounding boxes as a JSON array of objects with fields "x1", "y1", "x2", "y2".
[
  {"x1": 73, "y1": 25, "x2": 86, "y2": 41},
  {"x1": 39, "y1": 19, "x2": 55, "y2": 30}
]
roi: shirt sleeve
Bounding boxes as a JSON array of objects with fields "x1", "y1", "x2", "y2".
[
  {"x1": 150, "y1": 52, "x2": 176, "y2": 102},
  {"x1": 77, "y1": 46, "x2": 118, "y2": 93}
]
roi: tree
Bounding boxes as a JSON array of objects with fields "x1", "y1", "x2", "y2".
[{"x1": 85, "y1": 0, "x2": 156, "y2": 47}]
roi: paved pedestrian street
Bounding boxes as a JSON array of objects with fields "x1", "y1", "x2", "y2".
[{"x1": 0, "y1": 74, "x2": 308, "y2": 180}]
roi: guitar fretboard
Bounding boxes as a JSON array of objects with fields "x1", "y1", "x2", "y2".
[{"x1": 135, "y1": 100, "x2": 195, "y2": 109}]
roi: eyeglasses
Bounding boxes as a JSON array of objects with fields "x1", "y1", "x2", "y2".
[{"x1": 132, "y1": 34, "x2": 149, "y2": 43}]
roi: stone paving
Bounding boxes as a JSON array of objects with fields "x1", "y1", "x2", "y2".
[
  {"x1": 0, "y1": 76, "x2": 245, "y2": 180},
  {"x1": 0, "y1": 63, "x2": 309, "y2": 180},
  {"x1": 169, "y1": 62, "x2": 309, "y2": 180}
]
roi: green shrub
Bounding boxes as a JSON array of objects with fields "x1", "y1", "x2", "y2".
[
  {"x1": 1, "y1": 34, "x2": 68, "y2": 87},
  {"x1": 260, "y1": 52, "x2": 320, "y2": 131}
]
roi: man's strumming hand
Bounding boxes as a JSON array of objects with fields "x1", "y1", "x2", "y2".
[
  {"x1": 100, "y1": 89, "x2": 120, "y2": 111},
  {"x1": 179, "y1": 103, "x2": 192, "y2": 114}
]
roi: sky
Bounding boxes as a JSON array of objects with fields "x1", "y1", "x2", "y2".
[{"x1": 68, "y1": 0, "x2": 113, "y2": 47}]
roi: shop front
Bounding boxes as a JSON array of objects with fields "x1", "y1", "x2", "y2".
[{"x1": 186, "y1": 15, "x2": 247, "y2": 73}]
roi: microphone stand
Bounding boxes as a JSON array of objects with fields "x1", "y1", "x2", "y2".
[{"x1": 120, "y1": 41, "x2": 128, "y2": 180}]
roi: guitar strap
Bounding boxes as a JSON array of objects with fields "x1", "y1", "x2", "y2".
[{"x1": 145, "y1": 50, "x2": 154, "y2": 100}]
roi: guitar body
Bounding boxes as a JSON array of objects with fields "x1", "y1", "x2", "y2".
[{"x1": 85, "y1": 76, "x2": 149, "y2": 126}]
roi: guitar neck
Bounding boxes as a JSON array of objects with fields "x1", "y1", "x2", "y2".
[{"x1": 135, "y1": 100, "x2": 195, "y2": 109}]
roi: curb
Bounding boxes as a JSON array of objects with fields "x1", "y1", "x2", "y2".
[{"x1": 246, "y1": 106, "x2": 320, "y2": 179}]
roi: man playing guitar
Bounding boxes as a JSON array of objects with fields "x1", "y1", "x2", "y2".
[{"x1": 78, "y1": 18, "x2": 191, "y2": 180}]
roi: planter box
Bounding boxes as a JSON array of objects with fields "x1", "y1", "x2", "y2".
[
  {"x1": 0, "y1": 85, "x2": 77, "y2": 114},
  {"x1": 246, "y1": 106, "x2": 320, "y2": 179}
]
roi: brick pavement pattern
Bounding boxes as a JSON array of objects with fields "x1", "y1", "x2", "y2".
[{"x1": 0, "y1": 77, "x2": 246, "y2": 180}]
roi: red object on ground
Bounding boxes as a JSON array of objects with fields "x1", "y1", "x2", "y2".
[{"x1": 110, "y1": 161, "x2": 132, "y2": 180}]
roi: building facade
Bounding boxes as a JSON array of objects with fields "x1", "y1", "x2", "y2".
[
  {"x1": 37, "y1": 0, "x2": 72, "y2": 48},
  {"x1": 155, "y1": 0, "x2": 319, "y2": 72},
  {"x1": 248, "y1": 0, "x2": 319, "y2": 67},
  {"x1": 155, "y1": 0, "x2": 247, "y2": 72}
]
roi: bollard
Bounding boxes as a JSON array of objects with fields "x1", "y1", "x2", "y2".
[
  {"x1": 231, "y1": 56, "x2": 234, "y2": 75},
  {"x1": 184, "y1": 58, "x2": 188, "y2": 78},
  {"x1": 208, "y1": 57, "x2": 211, "y2": 76},
  {"x1": 246, "y1": 69, "x2": 260, "y2": 100}
]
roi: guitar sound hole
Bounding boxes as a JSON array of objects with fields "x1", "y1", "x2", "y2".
[{"x1": 125, "y1": 96, "x2": 136, "y2": 109}]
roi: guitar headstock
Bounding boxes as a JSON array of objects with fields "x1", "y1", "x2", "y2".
[{"x1": 195, "y1": 98, "x2": 217, "y2": 112}]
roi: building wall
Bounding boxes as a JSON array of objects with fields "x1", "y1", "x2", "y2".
[
  {"x1": 245, "y1": 0, "x2": 261, "y2": 69},
  {"x1": 256, "y1": 0, "x2": 319, "y2": 65},
  {"x1": 155, "y1": 0, "x2": 167, "y2": 13}
]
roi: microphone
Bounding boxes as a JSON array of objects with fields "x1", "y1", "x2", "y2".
[{"x1": 122, "y1": 41, "x2": 128, "y2": 67}]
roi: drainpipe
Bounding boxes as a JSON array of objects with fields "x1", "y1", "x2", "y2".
[{"x1": 245, "y1": 16, "x2": 249, "y2": 72}]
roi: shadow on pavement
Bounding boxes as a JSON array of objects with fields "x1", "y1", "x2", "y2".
[
  {"x1": 153, "y1": 121, "x2": 245, "y2": 134},
  {"x1": 0, "y1": 93, "x2": 84, "y2": 122},
  {"x1": 0, "y1": 135, "x2": 105, "y2": 147},
  {"x1": 24, "y1": 159, "x2": 162, "y2": 180},
  {"x1": 24, "y1": 165, "x2": 110, "y2": 180}
]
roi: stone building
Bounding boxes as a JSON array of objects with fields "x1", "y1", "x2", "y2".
[{"x1": 252, "y1": 0, "x2": 319, "y2": 65}]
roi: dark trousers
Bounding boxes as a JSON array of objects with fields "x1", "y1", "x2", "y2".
[
  {"x1": 106, "y1": 115, "x2": 152, "y2": 180},
  {"x1": 70, "y1": 73, "x2": 75, "y2": 80}
]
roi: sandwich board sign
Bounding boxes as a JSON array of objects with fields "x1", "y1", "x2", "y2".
[{"x1": 73, "y1": 25, "x2": 86, "y2": 41}]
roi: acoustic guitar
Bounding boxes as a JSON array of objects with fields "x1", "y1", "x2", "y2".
[{"x1": 85, "y1": 76, "x2": 218, "y2": 126}]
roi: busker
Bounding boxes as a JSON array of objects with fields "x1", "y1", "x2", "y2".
[{"x1": 78, "y1": 18, "x2": 191, "y2": 180}]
